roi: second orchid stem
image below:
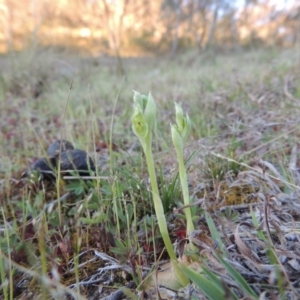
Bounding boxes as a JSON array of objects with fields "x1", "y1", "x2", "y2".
[{"x1": 176, "y1": 151, "x2": 194, "y2": 236}]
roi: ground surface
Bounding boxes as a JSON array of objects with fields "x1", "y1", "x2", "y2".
[{"x1": 1, "y1": 47, "x2": 300, "y2": 299}]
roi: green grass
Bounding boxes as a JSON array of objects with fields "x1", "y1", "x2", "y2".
[{"x1": 1, "y1": 46, "x2": 300, "y2": 299}]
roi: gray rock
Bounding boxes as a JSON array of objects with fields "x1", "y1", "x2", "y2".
[{"x1": 47, "y1": 140, "x2": 74, "y2": 158}]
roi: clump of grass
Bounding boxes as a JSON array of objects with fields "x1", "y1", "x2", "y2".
[
  {"x1": 157, "y1": 165, "x2": 182, "y2": 213},
  {"x1": 202, "y1": 140, "x2": 244, "y2": 181}
]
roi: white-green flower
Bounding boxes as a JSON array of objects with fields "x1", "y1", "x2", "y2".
[
  {"x1": 171, "y1": 124, "x2": 183, "y2": 156},
  {"x1": 132, "y1": 91, "x2": 156, "y2": 143},
  {"x1": 172, "y1": 103, "x2": 192, "y2": 155},
  {"x1": 174, "y1": 102, "x2": 191, "y2": 142},
  {"x1": 132, "y1": 106, "x2": 148, "y2": 139}
]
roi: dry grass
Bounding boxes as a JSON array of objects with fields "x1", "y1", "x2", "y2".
[{"x1": 0, "y1": 46, "x2": 300, "y2": 299}]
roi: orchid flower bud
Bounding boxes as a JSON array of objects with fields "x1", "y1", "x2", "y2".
[
  {"x1": 132, "y1": 107, "x2": 148, "y2": 139},
  {"x1": 175, "y1": 102, "x2": 185, "y2": 132},
  {"x1": 144, "y1": 92, "x2": 156, "y2": 132},
  {"x1": 171, "y1": 124, "x2": 183, "y2": 156},
  {"x1": 172, "y1": 103, "x2": 191, "y2": 145},
  {"x1": 132, "y1": 91, "x2": 156, "y2": 142}
]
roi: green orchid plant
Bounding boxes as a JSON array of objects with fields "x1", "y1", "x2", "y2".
[
  {"x1": 132, "y1": 91, "x2": 189, "y2": 288},
  {"x1": 171, "y1": 103, "x2": 195, "y2": 244}
]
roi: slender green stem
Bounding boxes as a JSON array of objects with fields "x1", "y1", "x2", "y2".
[
  {"x1": 176, "y1": 152, "x2": 194, "y2": 235},
  {"x1": 143, "y1": 138, "x2": 176, "y2": 261}
]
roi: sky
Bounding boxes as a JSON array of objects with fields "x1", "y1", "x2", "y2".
[{"x1": 235, "y1": 0, "x2": 297, "y2": 10}]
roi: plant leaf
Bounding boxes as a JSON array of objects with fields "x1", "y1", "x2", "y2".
[
  {"x1": 180, "y1": 263, "x2": 226, "y2": 300},
  {"x1": 216, "y1": 253, "x2": 258, "y2": 299},
  {"x1": 205, "y1": 212, "x2": 227, "y2": 257}
]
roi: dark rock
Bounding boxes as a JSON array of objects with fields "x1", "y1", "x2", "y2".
[
  {"x1": 30, "y1": 157, "x2": 56, "y2": 181},
  {"x1": 27, "y1": 142, "x2": 95, "y2": 182},
  {"x1": 58, "y1": 149, "x2": 96, "y2": 176},
  {"x1": 47, "y1": 140, "x2": 74, "y2": 158}
]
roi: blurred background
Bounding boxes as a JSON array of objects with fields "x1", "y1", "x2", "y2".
[{"x1": 0, "y1": 0, "x2": 299, "y2": 56}]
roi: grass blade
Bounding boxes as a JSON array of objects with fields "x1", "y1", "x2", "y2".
[
  {"x1": 205, "y1": 211, "x2": 227, "y2": 257},
  {"x1": 216, "y1": 253, "x2": 258, "y2": 299},
  {"x1": 202, "y1": 267, "x2": 238, "y2": 300},
  {"x1": 180, "y1": 263, "x2": 226, "y2": 300}
]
